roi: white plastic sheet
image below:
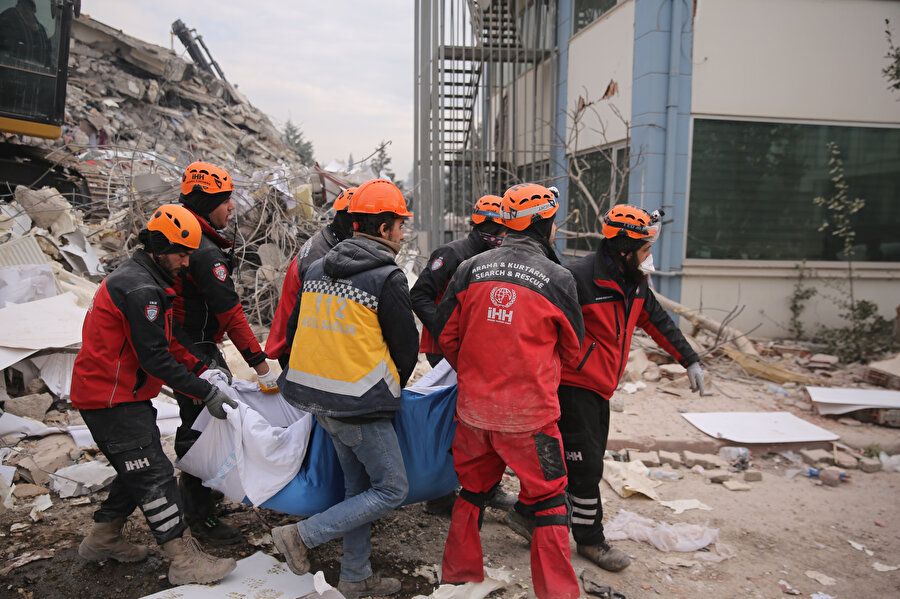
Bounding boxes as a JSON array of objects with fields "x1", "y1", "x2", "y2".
[
  {"x1": 138, "y1": 551, "x2": 343, "y2": 599},
  {"x1": 604, "y1": 509, "x2": 719, "y2": 552},
  {"x1": 681, "y1": 411, "x2": 839, "y2": 443},
  {"x1": 0, "y1": 264, "x2": 56, "y2": 308},
  {"x1": 176, "y1": 375, "x2": 313, "y2": 506}
]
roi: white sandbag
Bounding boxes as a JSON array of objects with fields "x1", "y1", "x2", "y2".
[{"x1": 176, "y1": 376, "x2": 313, "y2": 506}]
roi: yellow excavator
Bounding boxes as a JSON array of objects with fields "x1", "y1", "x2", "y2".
[{"x1": 0, "y1": 0, "x2": 79, "y2": 138}]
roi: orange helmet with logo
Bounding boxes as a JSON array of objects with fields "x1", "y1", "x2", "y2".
[
  {"x1": 500, "y1": 183, "x2": 558, "y2": 231},
  {"x1": 472, "y1": 194, "x2": 503, "y2": 225},
  {"x1": 147, "y1": 204, "x2": 201, "y2": 250},
  {"x1": 333, "y1": 186, "x2": 357, "y2": 212},
  {"x1": 601, "y1": 205, "x2": 662, "y2": 242},
  {"x1": 349, "y1": 179, "x2": 413, "y2": 217},
  {"x1": 180, "y1": 161, "x2": 234, "y2": 196}
]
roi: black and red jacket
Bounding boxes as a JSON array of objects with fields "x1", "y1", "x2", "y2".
[
  {"x1": 172, "y1": 210, "x2": 266, "y2": 366},
  {"x1": 71, "y1": 250, "x2": 211, "y2": 410},
  {"x1": 560, "y1": 241, "x2": 699, "y2": 398},
  {"x1": 436, "y1": 233, "x2": 585, "y2": 433},
  {"x1": 410, "y1": 229, "x2": 492, "y2": 355},
  {"x1": 265, "y1": 224, "x2": 340, "y2": 361}
]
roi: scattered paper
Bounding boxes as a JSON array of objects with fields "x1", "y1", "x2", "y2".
[
  {"x1": 658, "y1": 556, "x2": 699, "y2": 567},
  {"x1": 0, "y1": 549, "x2": 53, "y2": 576},
  {"x1": 873, "y1": 562, "x2": 900, "y2": 572},
  {"x1": 807, "y1": 386, "x2": 900, "y2": 415},
  {"x1": 659, "y1": 499, "x2": 713, "y2": 514},
  {"x1": 602, "y1": 459, "x2": 661, "y2": 500},
  {"x1": 139, "y1": 552, "x2": 344, "y2": 599},
  {"x1": 411, "y1": 569, "x2": 508, "y2": 599},
  {"x1": 805, "y1": 570, "x2": 837, "y2": 585},
  {"x1": 50, "y1": 460, "x2": 116, "y2": 497},
  {"x1": 29, "y1": 494, "x2": 52, "y2": 521},
  {"x1": 848, "y1": 539, "x2": 875, "y2": 556}
]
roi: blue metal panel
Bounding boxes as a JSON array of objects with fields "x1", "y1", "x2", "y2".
[
  {"x1": 553, "y1": 0, "x2": 574, "y2": 255},
  {"x1": 629, "y1": 0, "x2": 693, "y2": 302}
]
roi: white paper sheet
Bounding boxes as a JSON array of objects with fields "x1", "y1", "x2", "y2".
[
  {"x1": 138, "y1": 551, "x2": 344, "y2": 599},
  {"x1": 0, "y1": 292, "x2": 85, "y2": 350},
  {"x1": 681, "y1": 411, "x2": 839, "y2": 443},
  {"x1": 806, "y1": 386, "x2": 900, "y2": 415}
]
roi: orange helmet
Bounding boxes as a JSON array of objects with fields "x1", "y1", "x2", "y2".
[
  {"x1": 349, "y1": 179, "x2": 413, "y2": 217},
  {"x1": 333, "y1": 186, "x2": 357, "y2": 212},
  {"x1": 500, "y1": 183, "x2": 558, "y2": 231},
  {"x1": 147, "y1": 204, "x2": 201, "y2": 250},
  {"x1": 180, "y1": 161, "x2": 234, "y2": 196},
  {"x1": 601, "y1": 205, "x2": 662, "y2": 242},
  {"x1": 472, "y1": 194, "x2": 503, "y2": 225}
]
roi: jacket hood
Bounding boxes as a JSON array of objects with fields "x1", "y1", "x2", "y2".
[{"x1": 323, "y1": 236, "x2": 397, "y2": 279}]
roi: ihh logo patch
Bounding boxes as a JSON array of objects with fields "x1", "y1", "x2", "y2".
[{"x1": 213, "y1": 263, "x2": 228, "y2": 281}]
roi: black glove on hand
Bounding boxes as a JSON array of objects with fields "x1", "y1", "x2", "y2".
[{"x1": 203, "y1": 386, "x2": 237, "y2": 419}]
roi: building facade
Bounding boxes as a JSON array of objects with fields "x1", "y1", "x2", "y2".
[{"x1": 414, "y1": 0, "x2": 900, "y2": 338}]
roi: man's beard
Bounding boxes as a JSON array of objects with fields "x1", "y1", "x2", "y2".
[{"x1": 621, "y1": 251, "x2": 648, "y2": 286}]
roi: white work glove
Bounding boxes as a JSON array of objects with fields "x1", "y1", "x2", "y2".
[
  {"x1": 258, "y1": 368, "x2": 279, "y2": 394},
  {"x1": 203, "y1": 386, "x2": 237, "y2": 419},
  {"x1": 686, "y1": 362, "x2": 705, "y2": 395}
]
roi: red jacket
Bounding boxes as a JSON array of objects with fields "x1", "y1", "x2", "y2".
[
  {"x1": 71, "y1": 250, "x2": 211, "y2": 410},
  {"x1": 265, "y1": 225, "x2": 340, "y2": 361},
  {"x1": 437, "y1": 234, "x2": 584, "y2": 433},
  {"x1": 172, "y1": 210, "x2": 266, "y2": 366},
  {"x1": 560, "y1": 243, "x2": 699, "y2": 398},
  {"x1": 410, "y1": 229, "x2": 491, "y2": 355}
]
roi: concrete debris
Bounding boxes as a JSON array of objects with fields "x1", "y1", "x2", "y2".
[
  {"x1": 29, "y1": 493, "x2": 53, "y2": 521},
  {"x1": 1, "y1": 392, "x2": 54, "y2": 421},
  {"x1": 743, "y1": 470, "x2": 763, "y2": 482},
  {"x1": 50, "y1": 460, "x2": 116, "y2": 498},
  {"x1": 683, "y1": 451, "x2": 729, "y2": 469},
  {"x1": 722, "y1": 479, "x2": 751, "y2": 491},
  {"x1": 11, "y1": 483, "x2": 49, "y2": 499}
]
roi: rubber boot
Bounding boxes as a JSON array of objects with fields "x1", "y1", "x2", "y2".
[
  {"x1": 577, "y1": 540, "x2": 632, "y2": 572},
  {"x1": 161, "y1": 531, "x2": 237, "y2": 585},
  {"x1": 78, "y1": 517, "x2": 149, "y2": 562}
]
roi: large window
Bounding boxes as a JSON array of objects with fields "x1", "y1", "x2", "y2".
[
  {"x1": 574, "y1": 0, "x2": 618, "y2": 35},
  {"x1": 567, "y1": 145, "x2": 628, "y2": 251},
  {"x1": 688, "y1": 119, "x2": 900, "y2": 262}
]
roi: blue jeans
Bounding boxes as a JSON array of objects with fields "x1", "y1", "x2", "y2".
[{"x1": 297, "y1": 415, "x2": 408, "y2": 582}]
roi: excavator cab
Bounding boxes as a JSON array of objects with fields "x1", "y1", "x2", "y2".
[{"x1": 0, "y1": 0, "x2": 79, "y2": 139}]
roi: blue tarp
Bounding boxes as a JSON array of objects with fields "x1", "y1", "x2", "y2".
[{"x1": 257, "y1": 385, "x2": 459, "y2": 516}]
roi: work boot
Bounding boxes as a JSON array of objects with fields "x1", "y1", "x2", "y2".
[
  {"x1": 337, "y1": 573, "x2": 402, "y2": 599},
  {"x1": 503, "y1": 510, "x2": 536, "y2": 543},
  {"x1": 271, "y1": 523, "x2": 310, "y2": 575},
  {"x1": 186, "y1": 513, "x2": 243, "y2": 545},
  {"x1": 577, "y1": 541, "x2": 632, "y2": 572},
  {"x1": 78, "y1": 517, "x2": 149, "y2": 563},
  {"x1": 161, "y1": 532, "x2": 236, "y2": 585},
  {"x1": 423, "y1": 490, "x2": 457, "y2": 515},
  {"x1": 485, "y1": 487, "x2": 516, "y2": 512}
]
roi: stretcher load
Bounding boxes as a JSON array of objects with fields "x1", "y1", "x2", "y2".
[{"x1": 176, "y1": 370, "x2": 460, "y2": 516}]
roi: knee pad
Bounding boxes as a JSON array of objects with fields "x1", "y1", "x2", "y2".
[
  {"x1": 515, "y1": 493, "x2": 570, "y2": 529},
  {"x1": 458, "y1": 487, "x2": 493, "y2": 530}
]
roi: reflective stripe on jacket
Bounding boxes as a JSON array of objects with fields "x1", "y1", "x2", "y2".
[{"x1": 280, "y1": 237, "x2": 413, "y2": 417}]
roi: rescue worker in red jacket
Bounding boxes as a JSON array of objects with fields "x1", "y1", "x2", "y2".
[
  {"x1": 411, "y1": 194, "x2": 506, "y2": 367},
  {"x1": 70, "y1": 205, "x2": 237, "y2": 585},
  {"x1": 265, "y1": 186, "x2": 356, "y2": 368},
  {"x1": 410, "y1": 194, "x2": 515, "y2": 515},
  {"x1": 436, "y1": 183, "x2": 585, "y2": 599},
  {"x1": 174, "y1": 161, "x2": 276, "y2": 543},
  {"x1": 558, "y1": 205, "x2": 704, "y2": 571}
]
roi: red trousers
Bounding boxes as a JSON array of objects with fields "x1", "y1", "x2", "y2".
[{"x1": 441, "y1": 420, "x2": 580, "y2": 599}]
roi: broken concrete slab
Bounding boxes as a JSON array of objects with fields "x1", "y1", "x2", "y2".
[
  {"x1": 2, "y1": 393, "x2": 53, "y2": 422},
  {"x1": 659, "y1": 450, "x2": 683, "y2": 468},
  {"x1": 744, "y1": 470, "x2": 763, "y2": 482},
  {"x1": 628, "y1": 450, "x2": 660, "y2": 467},
  {"x1": 50, "y1": 460, "x2": 116, "y2": 497},
  {"x1": 834, "y1": 452, "x2": 859, "y2": 470},
  {"x1": 859, "y1": 457, "x2": 882, "y2": 473},
  {"x1": 801, "y1": 448, "x2": 833, "y2": 466},
  {"x1": 704, "y1": 469, "x2": 733, "y2": 483},
  {"x1": 9, "y1": 435, "x2": 77, "y2": 486},
  {"x1": 723, "y1": 479, "x2": 751, "y2": 491},
  {"x1": 683, "y1": 451, "x2": 729, "y2": 469},
  {"x1": 12, "y1": 483, "x2": 50, "y2": 499}
]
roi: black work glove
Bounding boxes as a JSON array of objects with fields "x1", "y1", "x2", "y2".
[{"x1": 203, "y1": 386, "x2": 237, "y2": 419}]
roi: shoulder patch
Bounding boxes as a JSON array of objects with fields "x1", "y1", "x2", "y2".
[
  {"x1": 212, "y1": 263, "x2": 228, "y2": 281},
  {"x1": 430, "y1": 257, "x2": 444, "y2": 271},
  {"x1": 144, "y1": 303, "x2": 160, "y2": 322}
]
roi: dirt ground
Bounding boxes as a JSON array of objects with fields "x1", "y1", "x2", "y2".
[{"x1": 2, "y1": 352, "x2": 900, "y2": 599}]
